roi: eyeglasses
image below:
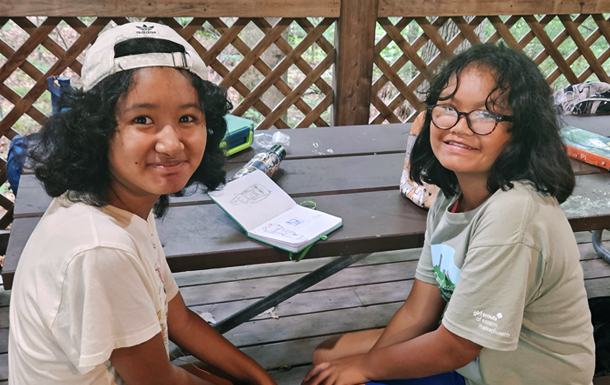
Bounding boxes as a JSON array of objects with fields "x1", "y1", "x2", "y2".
[{"x1": 427, "y1": 104, "x2": 513, "y2": 136}]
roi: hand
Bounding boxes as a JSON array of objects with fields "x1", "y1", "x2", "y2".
[{"x1": 302, "y1": 355, "x2": 370, "y2": 385}]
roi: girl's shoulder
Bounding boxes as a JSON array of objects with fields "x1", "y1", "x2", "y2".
[
  {"x1": 484, "y1": 181, "x2": 559, "y2": 216},
  {"x1": 37, "y1": 196, "x2": 145, "y2": 255},
  {"x1": 472, "y1": 182, "x2": 569, "y2": 249}
]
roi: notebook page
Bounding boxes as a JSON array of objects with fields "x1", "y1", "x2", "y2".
[
  {"x1": 208, "y1": 170, "x2": 296, "y2": 231},
  {"x1": 249, "y1": 205, "x2": 342, "y2": 248}
]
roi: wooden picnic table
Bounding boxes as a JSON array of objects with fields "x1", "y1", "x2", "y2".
[{"x1": 4, "y1": 116, "x2": 610, "y2": 297}]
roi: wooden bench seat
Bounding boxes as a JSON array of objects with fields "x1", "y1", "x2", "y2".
[
  {"x1": 0, "y1": 231, "x2": 607, "y2": 383},
  {"x1": 177, "y1": 231, "x2": 610, "y2": 384}
]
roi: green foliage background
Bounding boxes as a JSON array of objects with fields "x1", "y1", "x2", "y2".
[{"x1": 0, "y1": 14, "x2": 609, "y2": 133}]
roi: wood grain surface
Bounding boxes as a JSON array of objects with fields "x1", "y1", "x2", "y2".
[
  {"x1": 4, "y1": 0, "x2": 608, "y2": 18},
  {"x1": 332, "y1": 0, "x2": 379, "y2": 126},
  {"x1": 5, "y1": 118, "x2": 610, "y2": 289}
]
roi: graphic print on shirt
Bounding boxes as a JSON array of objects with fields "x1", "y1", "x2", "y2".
[{"x1": 431, "y1": 244, "x2": 461, "y2": 301}]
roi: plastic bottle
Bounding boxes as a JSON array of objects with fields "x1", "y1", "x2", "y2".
[{"x1": 231, "y1": 144, "x2": 287, "y2": 180}]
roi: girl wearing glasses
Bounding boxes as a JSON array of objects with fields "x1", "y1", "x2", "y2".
[{"x1": 303, "y1": 44, "x2": 595, "y2": 385}]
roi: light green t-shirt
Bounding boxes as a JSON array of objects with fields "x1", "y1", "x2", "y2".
[{"x1": 415, "y1": 182, "x2": 595, "y2": 385}]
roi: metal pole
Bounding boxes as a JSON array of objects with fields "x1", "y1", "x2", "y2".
[
  {"x1": 215, "y1": 253, "x2": 371, "y2": 334},
  {"x1": 169, "y1": 253, "x2": 371, "y2": 360},
  {"x1": 592, "y1": 230, "x2": 610, "y2": 264}
]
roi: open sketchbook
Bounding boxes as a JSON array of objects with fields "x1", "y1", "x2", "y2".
[{"x1": 209, "y1": 170, "x2": 343, "y2": 253}]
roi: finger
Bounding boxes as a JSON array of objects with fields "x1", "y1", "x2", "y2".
[
  {"x1": 302, "y1": 371, "x2": 319, "y2": 385},
  {"x1": 311, "y1": 370, "x2": 331, "y2": 385},
  {"x1": 309, "y1": 366, "x2": 337, "y2": 385},
  {"x1": 302, "y1": 368, "x2": 319, "y2": 384},
  {"x1": 326, "y1": 372, "x2": 339, "y2": 385},
  {"x1": 303, "y1": 362, "x2": 330, "y2": 383},
  {"x1": 303, "y1": 369, "x2": 315, "y2": 383},
  {"x1": 302, "y1": 369, "x2": 314, "y2": 383}
]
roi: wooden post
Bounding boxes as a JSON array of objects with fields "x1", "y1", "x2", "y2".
[{"x1": 332, "y1": 0, "x2": 379, "y2": 126}]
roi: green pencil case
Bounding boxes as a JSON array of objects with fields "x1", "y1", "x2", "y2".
[{"x1": 222, "y1": 115, "x2": 255, "y2": 156}]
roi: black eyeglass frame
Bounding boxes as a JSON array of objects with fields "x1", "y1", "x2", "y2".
[{"x1": 426, "y1": 104, "x2": 514, "y2": 136}]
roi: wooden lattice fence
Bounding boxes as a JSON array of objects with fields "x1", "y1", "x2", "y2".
[
  {"x1": 0, "y1": 0, "x2": 609, "y2": 229},
  {"x1": 371, "y1": 14, "x2": 610, "y2": 123},
  {"x1": 0, "y1": 16, "x2": 336, "y2": 135}
]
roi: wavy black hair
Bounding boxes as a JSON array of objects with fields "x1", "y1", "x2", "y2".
[
  {"x1": 409, "y1": 43, "x2": 575, "y2": 204},
  {"x1": 30, "y1": 38, "x2": 232, "y2": 217}
]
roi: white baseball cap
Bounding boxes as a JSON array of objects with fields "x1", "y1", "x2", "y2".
[{"x1": 81, "y1": 21, "x2": 208, "y2": 91}]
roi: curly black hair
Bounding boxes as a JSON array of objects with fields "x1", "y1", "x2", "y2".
[
  {"x1": 409, "y1": 43, "x2": 575, "y2": 204},
  {"x1": 30, "y1": 38, "x2": 232, "y2": 217}
]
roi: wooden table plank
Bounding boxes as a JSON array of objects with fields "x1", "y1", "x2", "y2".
[
  {"x1": 228, "y1": 114, "x2": 606, "y2": 163},
  {"x1": 12, "y1": 175, "x2": 52, "y2": 218},
  {"x1": 159, "y1": 190, "x2": 428, "y2": 272},
  {"x1": 7, "y1": 118, "x2": 610, "y2": 290},
  {"x1": 3, "y1": 218, "x2": 38, "y2": 289},
  {"x1": 173, "y1": 248, "x2": 418, "y2": 287},
  {"x1": 173, "y1": 237, "x2": 610, "y2": 289},
  {"x1": 561, "y1": 114, "x2": 610, "y2": 137},
  {"x1": 15, "y1": 153, "x2": 407, "y2": 217},
  {"x1": 562, "y1": 173, "x2": 610, "y2": 230},
  {"x1": 17, "y1": 115, "x2": 609, "y2": 170},
  {"x1": 4, "y1": 190, "x2": 428, "y2": 289},
  {"x1": 6, "y1": 171, "x2": 610, "y2": 290},
  {"x1": 172, "y1": 152, "x2": 406, "y2": 206},
  {"x1": 15, "y1": 153, "x2": 605, "y2": 218},
  {"x1": 203, "y1": 257, "x2": 610, "y2": 326},
  {"x1": 20, "y1": 123, "x2": 413, "y2": 176},
  {"x1": 569, "y1": 158, "x2": 606, "y2": 175},
  {"x1": 227, "y1": 123, "x2": 411, "y2": 163}
]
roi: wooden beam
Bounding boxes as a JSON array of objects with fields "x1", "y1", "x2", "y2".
[
  {"x1": 0, "y1": 0, "x2": 340, "y2": 17},
  {"x1": 378, "y1": 0, "x2": 610, "y2": 17},
  {"x1": 3, "y1": 0, "x2": 610, "y2": 18},
  {"x1": 332, "y1": 0, "x2": 379, "y2": 126}
]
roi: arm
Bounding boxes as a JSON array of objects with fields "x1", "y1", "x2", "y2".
[
  {"x1": 110, "y1": 334, "x2": 214, "y2": 385},
  {"x1": 368, "y1": 280, "x2": 481, "y2": 376},
  {"x1": 303, "y1": 280, "x2": 481, "y2": 385},
  {"x1": 371, "y1": 278, "x2": 446, "y2": 350},
  {"x1": 168, "y1": 292, "x2": 276, "y2": 385},
  {"x1": 57, "y1": 248, "x2": 213, "y2": 384},
  {"x1": 303, "y1": 325, "x2": 481, "y2": 385},
  {"x1": 366, "y1": 324, "x2": 481, "y2": 379}
]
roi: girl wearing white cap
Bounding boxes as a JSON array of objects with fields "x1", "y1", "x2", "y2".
[{"x1": 9, "y1": 22, "x2": 276, "y2": 385}]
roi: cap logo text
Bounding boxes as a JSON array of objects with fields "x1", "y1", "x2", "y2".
[{"x1": 136, "y1": 24, "x2": 157, "y2": 35}]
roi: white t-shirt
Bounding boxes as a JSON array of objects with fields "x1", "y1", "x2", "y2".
[{"x1": 9, "y1": 196, "x2": 179, "y2": 384}]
